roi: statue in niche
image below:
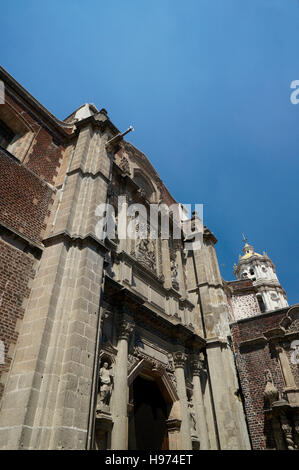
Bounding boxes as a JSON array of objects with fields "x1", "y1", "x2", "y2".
[
  {"x1": 171, "y1": 259, "x2": 179, "y2": 290},
  {"x1": 97, "y1": 361, "x2": 113, "y2": 412}
]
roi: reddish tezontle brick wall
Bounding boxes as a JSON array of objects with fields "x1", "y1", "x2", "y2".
[
  {"x1": 24, "y1": 126, "x2": 65, "y2": 185},
  {"x1": 0, "y1": 239, "x2": 36, "y2": 401},
  {"x1": 0, "y1": 149, "x2": 55, "y2": 401},
  {"x1": 4, "y1": 91, "x2": 66, "y2": 185},
  {"x1": 0, "y1": 149, "x2": 54, "y2": 243},
  {"x1": 0, "y1": 88, "x2": 68, "y2": 403},
  {"x1": 231, "y1": 310, "x2": 288, "y2": 449}
]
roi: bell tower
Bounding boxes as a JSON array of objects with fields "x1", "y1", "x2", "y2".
[{"x1": 234, "y1": 237, "x2": 288, "y2": 312}]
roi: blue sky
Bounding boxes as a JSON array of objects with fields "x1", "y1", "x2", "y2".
[{"x1": 1, "y1": 0, "x2": 298, "y2": 304}]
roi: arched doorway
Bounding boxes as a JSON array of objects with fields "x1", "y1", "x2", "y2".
[
  {"x1": 127, "y1": 359, "x2": 181, "y2": 450},
  {"x1": 129, "y1": 374, "x2": 168, "y2": 450}
]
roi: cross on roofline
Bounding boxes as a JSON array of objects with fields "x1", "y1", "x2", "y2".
[{"x1": 242, "y1": 233, "x2": 248, "y2": 244}]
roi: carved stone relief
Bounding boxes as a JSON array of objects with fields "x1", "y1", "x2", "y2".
[
  {"x1": 136, "y1": 236, "x2": 156, "y2": 272},
  {"x1": 118, "y1": 155, "x2": 130, "y2": 176}
]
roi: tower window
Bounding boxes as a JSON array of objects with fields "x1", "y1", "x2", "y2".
[
  {"x1": 0, "y1": 118, "x2": 15, "y2": 149},
  {"x1": 257, "y1": 295, "x2": 265, "y2": 313}
]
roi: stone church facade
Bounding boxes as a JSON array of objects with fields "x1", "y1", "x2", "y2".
[{"x1": 0, "y1": 66, "x2": 298, "y2": 450}]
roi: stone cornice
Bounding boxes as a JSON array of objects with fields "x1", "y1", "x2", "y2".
[
  {"x1": 236, "y1": 305, "x2": 299, "y2": 349},
  {"x1": 104, "y1": 276, "x2": 206, "y2": 350},
  {"x1": 205, "y1": 336, "x2": 228, "y2": 348},
  {"x1": 0, "y1": 66, "x2": 74, "y2": 139},
  {"x1": 225, "y1": 279, "x2": 257, "y2": 296},
  {"x1": 0, "y1": 222, "x2": 43, "y2": 255},
  {"x1": 67, "y1": 166, "x2": 111, "y2": 185},
  {"x1": 230, "y1": 306, "x2": 290, "y2": 326},
  {"x1": 74, "y1": 113, "x2": 120, "y2": 136},
  {"x1": 43, "y1": 230, "x2": 109, "y2": 254}
]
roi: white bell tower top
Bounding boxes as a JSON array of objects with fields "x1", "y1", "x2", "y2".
[{"x1": 234, "y1": 237, "x2": 288, "y2": 313}]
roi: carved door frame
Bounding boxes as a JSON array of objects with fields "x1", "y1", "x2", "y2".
[{"x1": 128, "y1": 359, "x2": 182, "y2": 450}]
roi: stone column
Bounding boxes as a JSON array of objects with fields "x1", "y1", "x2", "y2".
[
  {"x1": 191, "y1": 355, "x2": 210, "y2": 450},
  {"x1": 173, "y1": 351, "x2": 192, "y2": 450},
  {"x1": 176, "y1": 247, "x2": 187, "y2": 298},
  {"x1": 161, "y1": 239, "x2": 172, "y2": 288},
  {"x1": 111, "y1": 316, "x2": 134, "y2": 450},
  {"x1": 206, "y1": 338, "x2": 249, "y2": 450}
]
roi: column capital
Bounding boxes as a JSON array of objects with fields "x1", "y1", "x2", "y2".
[
  {"x1": 190, "y1": 352, "x2": 206, "y2": 376},
  {"x1": 190, "y1": 358, "x2": 202, "y2": 376},
  {"x1": 117, "y1": 317, "x2": 134, "y2": 341},
  {"x1": 173, "y1": 350, "x2": 187, "y2": 368}
]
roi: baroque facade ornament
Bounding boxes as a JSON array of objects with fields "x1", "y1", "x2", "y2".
[
  {"x1": 190, "y1": 355, "x2": 204, "y2": 376},
  {"x1": 173, "y1": 351, "x2": 187, "y2": 368},
  {"x1": 171, "y1": 259, "x2": 179, "y2": 290},
  {"x1": 118, "y1": 155, "x2": 130, "y2": 175},
  {"x1": 117, "y1": 318, "x2": 134, "y2": 341},
  {"x1": 136, "y1": 237, "x2": 156, "y2": 272}
]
